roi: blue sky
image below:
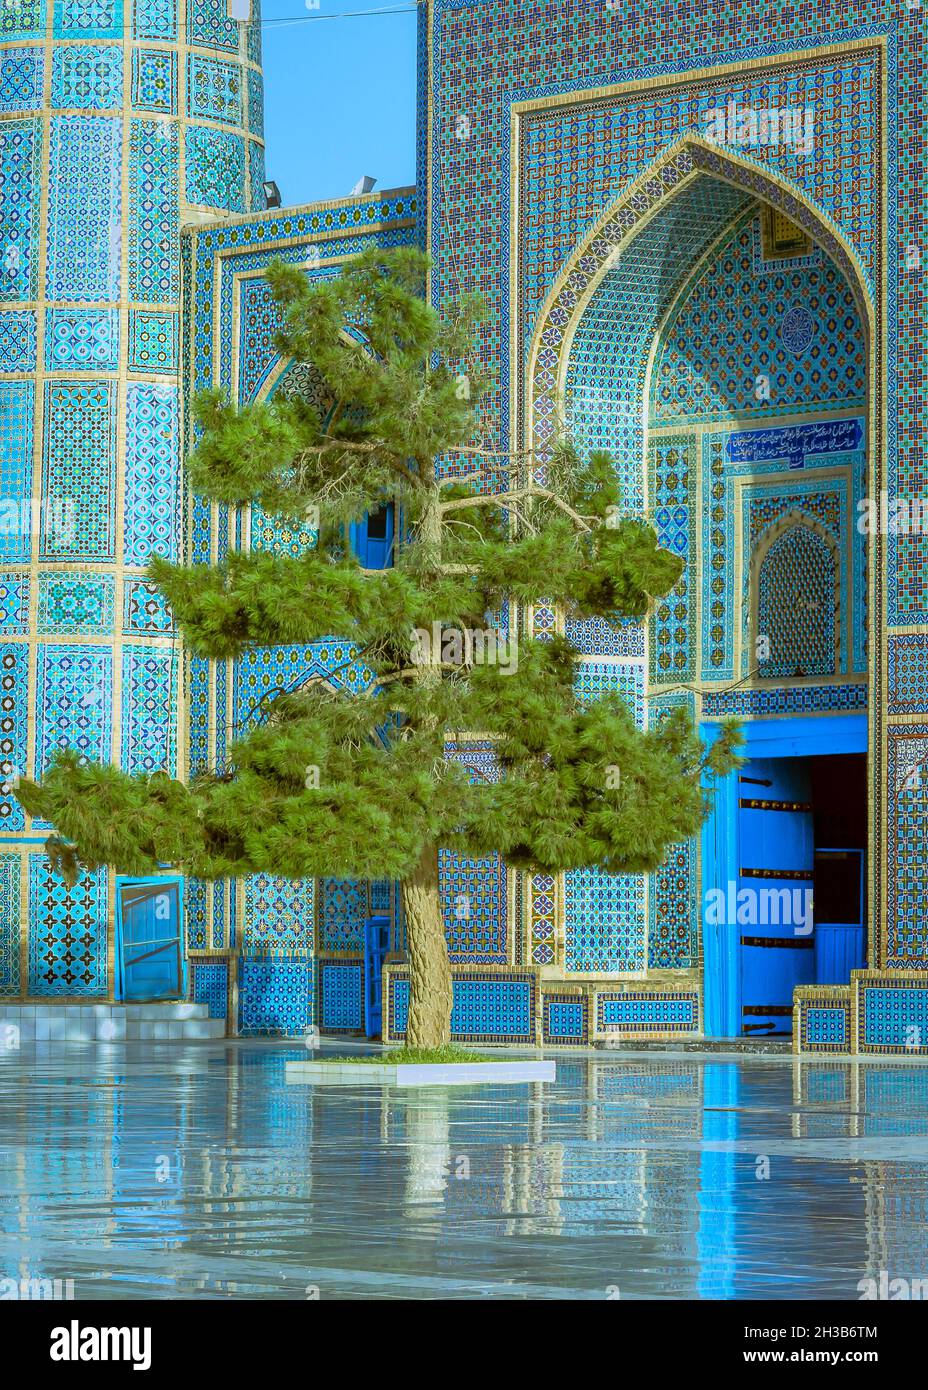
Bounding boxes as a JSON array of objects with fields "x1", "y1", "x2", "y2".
[{"x1": 260, "y1": 0, "x2": 418, "y2": 207}]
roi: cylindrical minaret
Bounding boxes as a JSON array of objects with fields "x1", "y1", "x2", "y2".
[{"x1": 0, "y1": 0, "x2": 264, "y2": 999}]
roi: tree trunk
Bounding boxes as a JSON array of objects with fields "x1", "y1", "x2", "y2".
[{"x1": 402, "y1": 842, "x2": 452, "y2": 1049}]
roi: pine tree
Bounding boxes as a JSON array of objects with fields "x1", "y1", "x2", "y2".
[{"x1": 18, "y1": 247, "x2": 741, "y2": 1049}]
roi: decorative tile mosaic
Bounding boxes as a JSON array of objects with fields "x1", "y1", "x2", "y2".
[
  {"x1": 28, "y1": 855, "x2": 107, "y2": 996},
  {"x1": 1, "y1": 0, "x2": 45, "y2": 41},
  {"x1": 0, "y1": 382, "x2": 34, "y2": 562},
  {"x1": 440, "y1": 851, "x2": 507, "y2": 964},
  {"x1": 132, "y1": 0, "x2": 176, "y2": 42},
  {"x1": 46, "y1": 116, "x2": 121, "y2": 301},
  {"x1": 189, "y1": 0, "x2": 239, "y2": 52},
  {"x1": 128, "y1": 119, "x2": 179, "y2": 301},
  {"x1": 243, "y1": 873, "x2": 314, "y2": 952},
  {"x1": 649, "y1": 436, "x2": 695, "y2": 684},
  {"x1": 233, "y1": 641, "x2": 374, "y2": 732},
  {"x1": 40, "y1": 381, "x2": 117, "y2": 562},
  {"x1": 0, "y1": 120, "x2": 41, "y2": 301},
  {"x1": 187, "y1": 54, "x2": 243, "y2": 126},
  {"x1": 574, "y1": 661, "x2": 644, "y2": 727},
  {"x1": 861, "y1": 982, "x2": 928, "y2": 1055},
  {"x1": 45, "y1": 308, "x2": 119, "y2": 372},
  {"x1": 131, "y1": 48, "x2": 177, "y2": 115},
  {"x1": 701, "y1": 682, "x2": 867, "y2": 719},
  {"x1": 128, "y1": 310, "x2": 178, "y2": 374},
  {"x1": 651, "y1": 215, "x2": 866, "y2": 423},
  {"x1": 121, "y1": 646, "x2": 177, "y2": 776},
  {"x1": 185, "y1": 126, "x2": 246, "y2": 213},
  {"x1": 564, "y1": 616, "x2": 645, "y2": 658},
  {"x1": 542, "y1": 993, "x2": 589, "y2": 1046},
  {"x1": 597, "y1": 991, "x2": 698, "y2": 1033},
  {"x1": 37, "y1": 573, "x2": 114, "y2": 635},
  {"x1": 0, "y1": 311, "x2": 36, "y2": 371},
  {"x1": 318, "y1": 878, "x2": 364, "y2": 953},
  {"x1": 191, "y1": 959, "x2": 228, "y2": 1020},
  {"x1": 34, "y1": 643, "x2": 112, "y2": 777},
  {"x1": 50, "y1": 44, "x2": 122, "y2": 110},
  {"x1": 239, "y1": 955, "x2": 313, "y2": 1036},
  {"x1": 756, "y1": 523, "x2": 838, "y2": 678},
  {"x1": 0, "y1": 573, "x2": 29, "y2": 634},
  {"x1": 319, "y1": 960, "x2": 363, "y2": 1031},
  {"x1": 53, "y1": 0, "x2": 121, "y2": 40},
  {"x1": 805, "y1": 1005, "x2": 848, "y2": 1048},
  {"x1": 124, "y1": 383, "x2": 179, "y2": 566},
  {"x1": 564, "y1": 865, "x2": 645, "y2": 973},
  {"x1": 185, "y1": 877, "x2": 207, "y2": 950},
  {"x1": 123, "y1": 578, "x2": 173, "y2": 636},
  {"x1": 649, "y1": 841, "x2": 695, "y2": 970},
  {"x1": 0, "y1": 49, "x2": 43, "y2": 113},
  {"x1": 0, "y1": 644, "x2": 28, "y2": 828},
  {"x1": 886, "y1": 729, "x2": 928, "y2": 971},
  {"x1": 888, "y1": 636, "x2": 928, "y2": 715},
  {"x1": 530, "y1": 872, "x2": 556, "y2": 966},
  {"x1": 0, "y1": 854, "x2": 19, "y2": 995},
  {"x1": 388, "y1": 970, "x2": 536, "y2": 1044}
]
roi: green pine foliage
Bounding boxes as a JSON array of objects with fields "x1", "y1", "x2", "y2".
[{"x1": 18, "y1": 246, "x2": 742, "y2": 892}]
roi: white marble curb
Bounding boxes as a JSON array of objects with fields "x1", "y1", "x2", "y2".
[{"x1": 285, "y1": 1059, "x2": 557, "y2": 1087}]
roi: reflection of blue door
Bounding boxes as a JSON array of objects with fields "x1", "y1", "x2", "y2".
[
  {"x1": 738, "y1": 759, "x2": 814, "y2": 1036},
  {"x1": 363, "y1": 915, "x2": 391, "y2": 1037},
  {"x1": 116, "y1": 878, "x2": 184, "y2": 1002}
]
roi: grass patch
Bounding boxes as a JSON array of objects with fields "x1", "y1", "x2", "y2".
[{"x1": 316, "y1": 1045, "x2": 502, "y2": 1065}]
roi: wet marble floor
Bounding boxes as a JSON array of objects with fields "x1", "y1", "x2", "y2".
[{"x1": 1, "y1": 1041, "x2": 926, "y2": 1299}]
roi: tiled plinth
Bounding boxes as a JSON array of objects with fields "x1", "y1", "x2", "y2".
[
  {"x1": 285, "y1": 1059, "x2": 557, "y2": 1087},
  {"x1": 0, "y1": 1002, "x2": 225, "y2": 1044}
]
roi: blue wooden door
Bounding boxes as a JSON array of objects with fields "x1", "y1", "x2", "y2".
[
  {"x1": 116, "y1": 878, "x2": 184, "y2": 1002},
  {"x1": 350, "y1": 505, "x2": 394, "y2": 569},
  {"x1": 738, "y1": 758, "x2": 814, "y2": 1035},
  {"x1": 363, "y1": 915, "x2": 391, "y2": 1037}
]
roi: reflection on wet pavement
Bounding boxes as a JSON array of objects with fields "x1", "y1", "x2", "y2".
[{"x1": 1, "y1": 1043, "x2": 926, "y2": 1299}]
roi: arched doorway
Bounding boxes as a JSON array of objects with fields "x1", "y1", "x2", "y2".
[{"x1": 525, "y1": 135, "x2": 874, "y2": 1038}]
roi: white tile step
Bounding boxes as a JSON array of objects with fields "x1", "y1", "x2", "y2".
[{"x1": 124, "y1": 1002, "x2": 210, "y2": 1021}]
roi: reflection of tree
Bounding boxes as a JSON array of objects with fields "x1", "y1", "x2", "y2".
[{"x1": 402, "y1": 1093, "x2": 451, "y2": 1213}]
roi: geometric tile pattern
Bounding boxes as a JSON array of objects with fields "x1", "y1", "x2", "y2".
[
  {"x1": 120, "y1": 645, "x2": 177, "y2": 776},
  {"x1": 45, "y1": 307, "x2": 119, "y2": 371},
  {"x1": 243, "y1": 873, "x2": 314, "y2": 952},
  {"x1": 128, "y1": 119, "x2": 179, "y2": 301},
  {"x1": 651, "y1": 215, "x2": 866, "y2": 423},
  {"x1": 0, "y1": 644, "x2": 28, "y2": 828},
  {"x1": 318, "y1": 878, "x2": 364, "y2": 953},
  {"x1": 187, "y1": 54, "x2": 242, "y2": 125},
  {"x1": 596, "y1": 992, "x2": 698, "y2": 1033},
  {"x1": 0, "y1": 120, "x2": 42, "y2": 301},
  {"x1": 319, "y1": 960, "x2": 363, "y2": 1031},
  {"x1": 122, "y1": 578, "x2": 173, "y2": 636},
  {"x1": 51, "y1": 44, "x2": 123, "y2": 110},
  {"x1": 440, "y1": 851, "x2": 507, "y2": 964},
  {"x1": 887, "y1": 728, "x2": 928, "y2": 971},
  {"x1": 46, "y1": 116, "x2": 121, "y2": 301},
  {"x1": 185, "y1": 125, "x2": 246, "y2": 212},
  {"x1": 564, "y1": 865, "x2": 645, "y2": 973},
  {"x1": 649, "y1": 436, "x2": 695, "y2": 684},
  {"x1": 0, "y1": 573, "x2": 29, "y2": 634},
  {"x1": 132, "y1": 0, "x2": 176, "y2": 42},
  {"x1": 0, "y1": 48, "x2": 44, "y2": 113},
  {"x1": 128, "y1": 309, "x2": 178, "y2": 374},
  {"x1": 238, "y1": 955, "x2": 313, "y2": 1036},
  {"x1": 0, "y1": 311, "x2": 37, "y2": 370},
  {"x1": 37, "y1": 573, "x2": 115, "y2": 635},
  {"x1": 27, "y1": 855, "x2": 107, "y2": 997},
  {"x1": 649, "y1": 842, "x2": 695, "y2": 970},
  {"x1": 191, "y1": 959, "x2": 228, "y2": 1020},
  {"x1": 0, "y1": 382, "x2": 34, "y2": 563},
  {"x1": 40, "y1": 381, "x2": 117, "y2": 562},
  {"x1": 805, "y1": 1005, "x2": 848, "y2": 1048},
  {"x1": 387, "y1": 970, "x2": 537, "y2": 1044},
  {"x1": 542, "y1": 993, "x2": 588, "y2": 1045},
  {"x1": 888, "y1": 635, "x2": 928, "y2": 715},
  {"x1": 861, "y1": 984, "x2": 928, "y2": 1055},
  {"x1": 131, "y1": 48, "x2": 176, "y2": 114},
  {"x1": 0, "y1": 854, "x2": 19, "y2": 996},
  {"x1": 756, "y1": 523, "x2": 838, "y2": 678},
  {"x1": 34, "y1": 643, "x2": 112, "y2": 777},
  {"x1": 123, "y1": 383, "x2": 179, "y2": 566}
]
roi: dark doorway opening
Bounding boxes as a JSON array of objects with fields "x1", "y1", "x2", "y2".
[{"x1": 738, "y1": 752, "x2": 867, "y2": 1037}]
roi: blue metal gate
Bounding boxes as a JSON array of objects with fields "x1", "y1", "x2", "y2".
[
  {"x1": 115, "y1": 877, "x2": 184, "y2": 1002},
  {"x1": 738, "y1": 758, "x2": 815, "y2": 1036}
]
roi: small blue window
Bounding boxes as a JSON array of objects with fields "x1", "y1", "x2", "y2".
[{"x1": 350, "y1": 503, "x2": 394, "y2": 569}]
